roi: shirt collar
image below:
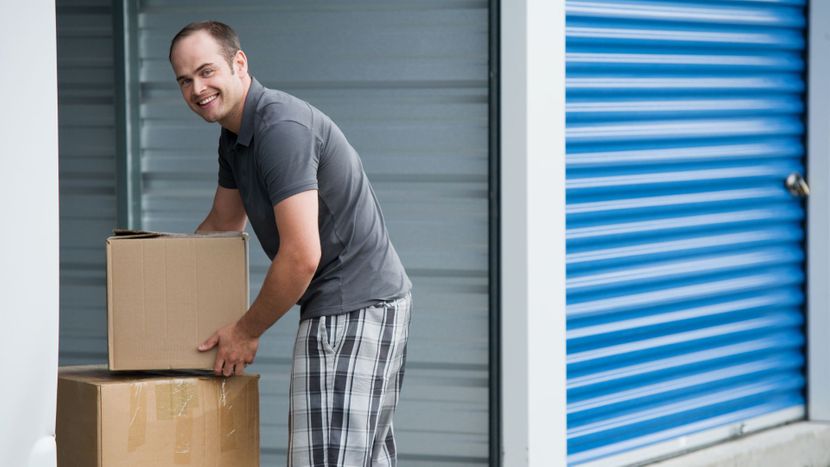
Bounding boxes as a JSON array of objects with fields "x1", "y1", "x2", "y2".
[{"x1": 231, "y1": 76, "x2": 264, "y2": 148}]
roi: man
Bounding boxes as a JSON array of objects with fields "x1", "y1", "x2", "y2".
[{"x1": 168, "y1": 21, "x2": 412, "y2": 466}]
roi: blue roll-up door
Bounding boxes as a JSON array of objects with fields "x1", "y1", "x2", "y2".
[{"x1": 565, "y1": 1, "x2": 807, "y2": 464}]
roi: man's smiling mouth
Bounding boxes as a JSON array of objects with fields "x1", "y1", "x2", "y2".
[{"x1": 197, "y1": 94, "x2": 218, "y2": 106}]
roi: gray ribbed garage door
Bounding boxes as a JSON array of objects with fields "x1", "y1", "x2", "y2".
[
  {"x1": 57, "y1": 0, "x2": 117, "y2": 365},
  {"x1": 135, "y1": 2, "x2": 490, "y2": 465}
]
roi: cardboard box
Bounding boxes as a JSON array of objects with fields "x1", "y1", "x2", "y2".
[
  {"x1": 107, "y1": 230, "x2": 249, "y2": 370},
  {"x1": 56, "y1": 366, "x2": 260, "y2": 467}
]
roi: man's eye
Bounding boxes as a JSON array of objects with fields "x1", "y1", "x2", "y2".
[{"x1": 202, "y1": 69, "x2": 213, "y2": 77}]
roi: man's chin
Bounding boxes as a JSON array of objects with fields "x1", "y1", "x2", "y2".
[
  {"x1": 189, "y1": 105, "x2": 219, "y2": 123},
  {"x1": 198, "y1": 113, "x2": 218, "y2": 123}
]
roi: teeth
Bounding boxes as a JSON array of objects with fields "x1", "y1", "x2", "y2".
[{"x1": 198, "y1": 95, "x2": 217, "y2": 106}]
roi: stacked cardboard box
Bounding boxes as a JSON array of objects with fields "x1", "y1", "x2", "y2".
[
  {"x1": 57, "y1": 231, "x2": 260, "y2": 466},
  {"x1": 57, "y1": 366, "x2": 259, "y2": 467}
]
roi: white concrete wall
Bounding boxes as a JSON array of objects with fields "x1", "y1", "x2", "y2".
[
  {"x1": 808, "y1": 0, "x2": 830, "y2": 422},
  {"x1": 0, "y1": 1, "x2": 60, "y2": 466},
  {"x1": 500, "y1": 0, "x2": 567, "y2": 465}
]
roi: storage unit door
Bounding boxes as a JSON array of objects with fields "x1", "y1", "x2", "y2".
[
  {"x1": 136, "y1": 2, "x2": 490, "y2": 465},
  {"x1": 56, "y1": 0, "x2": 118, "y2": 365},
  {"x1": 565, "y1": 1, "x2": 807, "y2": 464}
]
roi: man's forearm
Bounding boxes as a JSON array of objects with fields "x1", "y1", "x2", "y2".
[
  {"x1": 196, "y1": 205, "x2": 247, "y2": 233},
  {"x1": 196, "y1": 211, "x2": 223, "y2": 233},
  {"x1": 236, "y1": 252, "x2": 316, "y2": 338},
  {"x1": 196, "y1": 218, "x2": 218, "y2": 233}
]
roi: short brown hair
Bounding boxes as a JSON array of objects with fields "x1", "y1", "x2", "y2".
[{"x1": 169, "y1": 21, "x2": 241, "y2": 68}]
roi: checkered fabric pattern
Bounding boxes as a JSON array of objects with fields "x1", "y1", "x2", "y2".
[{"x1": 288, "y1": 293, "x2": 412, "y2": 467}]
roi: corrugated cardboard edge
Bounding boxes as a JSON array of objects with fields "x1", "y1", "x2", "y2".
[
  {"x1": 250, "y1": 375, "x2": 261, "y2": 466},
  {"x1": 106, "y1": 240, "x2": 115, "y2": 370},
  {"x1": 97, "y1": 385, "x2": 103, "y2": 467},
  {"x1": 243, "y1": 235, "x2": 250, "y2": 310}
]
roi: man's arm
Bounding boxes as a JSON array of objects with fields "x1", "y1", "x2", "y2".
[
  {"x1": 198, "y1": 189, "x2": 321, "y2": 376},
  {"x1": 196, "y1": 186, "x2": 248, "y2": 232}
]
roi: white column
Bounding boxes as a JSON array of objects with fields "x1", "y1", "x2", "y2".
[
  {"x1": 500, "y1": 0, "x2": 567, "y2": 465},
  {"x1": 0, "y1": 1, "x2": 60, "y2": 466},
  {"x1": 808, "y1": 0, "x2": 830, "y2": 421}
]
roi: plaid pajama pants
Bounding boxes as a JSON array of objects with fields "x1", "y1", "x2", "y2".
[{"x1": 288, "y1": 293, "x2": 412, "y2": 467}]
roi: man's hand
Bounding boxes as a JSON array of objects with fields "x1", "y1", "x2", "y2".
[{"x1": 198, "y1": 322, "x2": 259, "y2": 376}]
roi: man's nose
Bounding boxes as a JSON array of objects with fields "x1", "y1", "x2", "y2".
[{"x1": 193, "y1": 78, "x2": 208, "y2": 96}]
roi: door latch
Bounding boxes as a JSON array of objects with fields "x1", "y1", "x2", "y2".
[{"x1": 785, "y1": 173, "x2": 810, "y2": 198}]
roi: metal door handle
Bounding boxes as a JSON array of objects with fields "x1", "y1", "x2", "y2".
[{"x1": 786, "y1": 173, "x2": 810, "y2": 198}]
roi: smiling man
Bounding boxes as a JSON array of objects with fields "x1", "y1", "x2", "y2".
[{"x1": 168, "y1": 21, "x2": 412, "y2": 466}]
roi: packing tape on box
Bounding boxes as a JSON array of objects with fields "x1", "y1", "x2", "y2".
[
  {"x1": 125, "y1": 378, "x2": 249, "y2": 462},
  {"x1": 219, "y1": 378, "x2": 239, "y2": 453},
  {"x1": 155, "y1": 380, "x2": 199, "y2": 464},
  {"x1": 128, "y1": 383, "x2": 148, "y2": 451},
  {"x1": 175, "y1": 415, "x2": 194, "y2": 464}
]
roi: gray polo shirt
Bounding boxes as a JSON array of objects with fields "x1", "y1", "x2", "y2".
[{"x1": 217, "y1": 77, "x2": 411, "y2": 319}]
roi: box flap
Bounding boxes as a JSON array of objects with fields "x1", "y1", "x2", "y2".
[{"x1": 109, "y1": 229, "x2": 247, "y2": 241}]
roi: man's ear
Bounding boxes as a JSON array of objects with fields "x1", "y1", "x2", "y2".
[{"x1": 234, "y1": 50, "x2": 248, "y2": 75}]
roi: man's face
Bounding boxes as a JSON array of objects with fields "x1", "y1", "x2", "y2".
[{"x1": 170, "y1": 31, "x2": 246, "y2": 128}]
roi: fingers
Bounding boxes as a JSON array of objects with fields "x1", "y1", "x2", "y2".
[
  {"x1": 198, "y1": 333, "x2": 220, "y2": 352},
  {"x1": 219, "y1": 355, "x2": 240, "y2": 377},
  {"x1": 214, "y1": 358, "x2": 239, "y2": 377},
  {"x1": 204, "y1": 325, "x2": 255, "y2": 377},
  {"x1": 216, "y1": 359, "x2": 249, "y2": 377}
]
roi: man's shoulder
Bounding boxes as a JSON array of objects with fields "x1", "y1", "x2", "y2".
[
  {"x1": 254, "y1": 88, "x2": 310, "y2": 123},
  {"x1": 248, "y1": 90, "x2": 316, "y2": 154},
  {"x1": 252, "y1": 101, "x2": 313, "y2": 140}
]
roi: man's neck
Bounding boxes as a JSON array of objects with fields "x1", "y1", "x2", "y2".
[{"x1": 220, "y1": 75, "x2": 252, "y2": 135}]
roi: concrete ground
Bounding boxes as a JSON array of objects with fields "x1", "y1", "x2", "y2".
[{"x1": 647, "y1": 422, "x2": 830, "y2": 467}]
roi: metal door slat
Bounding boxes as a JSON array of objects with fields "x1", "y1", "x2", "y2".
[{"x1": 56, "y1": 0, "x2": 116, "y2": 366}]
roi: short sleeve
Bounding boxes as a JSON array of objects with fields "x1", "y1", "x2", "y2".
[
  {"x1": 256, "y1": 121, "x2": 319, "y2": 206},
  {"x1": 217, "y1": 149, "x2": 237, "y2": 189}
]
